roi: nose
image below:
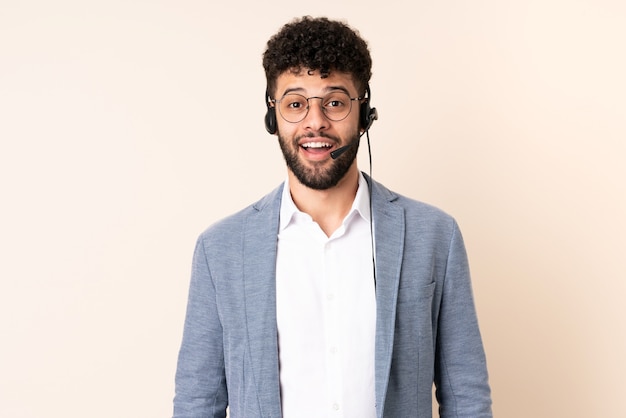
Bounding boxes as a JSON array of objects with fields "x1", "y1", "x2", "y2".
[{"x1": 303, "y1": 97, "x2": 329, "y2": 131}]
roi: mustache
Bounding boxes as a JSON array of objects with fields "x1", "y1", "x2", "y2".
[{"x1": 295, "y1": 131, "x2": 339, "y2": 143}]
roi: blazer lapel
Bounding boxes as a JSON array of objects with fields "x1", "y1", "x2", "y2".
[
  {"x1": 367, "y1": 175, "x2": 405, "y2": 416},
  {"x1": 242, "y1": 185, "x2": 283, "y2": 417}
]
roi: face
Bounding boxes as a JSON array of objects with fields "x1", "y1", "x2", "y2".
[{"x1": 273, "y1": 69, "x2": 362, "y2": 190}]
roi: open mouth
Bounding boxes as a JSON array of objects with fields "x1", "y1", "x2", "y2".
[
  {"x1": 301, "y1": 141, "x2": 333, "y2": 151},
  {"x1": 297, "y1": 135, "x2": 338, "y2": 158}
]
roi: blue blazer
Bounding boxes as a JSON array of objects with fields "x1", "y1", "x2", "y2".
[{"x1": 174, "y1": 175, "x2": 492, "y2": 418}]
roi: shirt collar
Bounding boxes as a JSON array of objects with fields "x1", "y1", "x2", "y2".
[{"x1": 279, "y1": 172, "x2": 371, "y2": 232}]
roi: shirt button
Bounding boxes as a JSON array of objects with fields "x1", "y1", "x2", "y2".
[
  {"x1": 330, "y1": 346, "x2": 338, "y2": 354},
  {"x1": 332, "y1": 403, "x2": 340, "y2": 411}
]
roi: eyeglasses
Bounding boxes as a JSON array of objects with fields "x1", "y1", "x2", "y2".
[{"x1": 271, "y1": 91, "x2": 363, "y2": 123}]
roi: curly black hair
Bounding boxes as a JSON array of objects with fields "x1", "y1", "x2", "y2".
[{"x1": 263, "y1": 16, "x2": 372, "y2": 98}]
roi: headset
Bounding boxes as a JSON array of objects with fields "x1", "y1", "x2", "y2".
[{"x1": 264, "y1": 85, "x2": 378, "y2": 134}]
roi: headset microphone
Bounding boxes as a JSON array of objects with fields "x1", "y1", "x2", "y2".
[{"x1": 330, "y1": 142, "x2": 355, "y2": 159}]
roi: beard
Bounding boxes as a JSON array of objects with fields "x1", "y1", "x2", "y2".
[{"x1": 278, "y1": 130, "x2": 360, "y2": 190}]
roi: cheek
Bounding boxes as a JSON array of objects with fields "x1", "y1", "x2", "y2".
[
  {"x1": 342, "y1": 116, "x2": 362, "y2": 137},
  {"x1": 276, "y1": 120, "x2": 296, "y2": 138}
]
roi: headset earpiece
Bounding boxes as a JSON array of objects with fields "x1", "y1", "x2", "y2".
[
  {"x1": 264, "y1": 89, "x2": 277, "y2": 134},
  {"x1": 265, "y1": 107, "x2": 277, "y2": 134},
  {"x1": 360, "y1": 85, "x2": 378, "y2": 131}
]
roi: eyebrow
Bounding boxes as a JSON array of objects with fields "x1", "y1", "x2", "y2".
[{"x1": 280, "y1": 85, "x2": 352, "y2": 97}]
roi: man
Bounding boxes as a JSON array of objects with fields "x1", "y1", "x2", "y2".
[{"x1": 174, "y1": 16, "x2": 492, "y2": 418}]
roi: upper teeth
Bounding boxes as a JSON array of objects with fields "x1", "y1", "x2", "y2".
[{"x1": 302, "y1": 142, "x2": 331, "y2": 148}]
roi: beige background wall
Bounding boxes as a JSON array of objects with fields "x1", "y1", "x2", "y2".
[{"x1": 1, "y1": 1, "x2": 624, "y2": 417}]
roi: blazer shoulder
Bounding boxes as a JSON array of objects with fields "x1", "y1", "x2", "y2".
[
  {"x1": 395, "y1": 192, "x2": 455, "y2": 226},
  {"x1": 197, "y1": 182, "x2": 284, "y2": 245},
  {"x1": 369, "y1": 175, "x2": 457, "y2": 230}
]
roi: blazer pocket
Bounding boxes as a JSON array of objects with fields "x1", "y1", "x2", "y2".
[
  {"x1": 397, "y1": 281, "x2": 436, "y2": 305},
  {"x1": 396, "y1": 281, "x2": 437, "y2": 342}
]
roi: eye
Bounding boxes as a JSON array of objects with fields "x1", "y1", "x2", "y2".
[
  {"x1": 324, "y1": 93, "x2": 349, "y2": 109},
  {"x1": 282, "y1": 95, "x2": 307, "y2": 111}
]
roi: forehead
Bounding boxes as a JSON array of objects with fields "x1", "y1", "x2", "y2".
[{"x1": 275, "y1": 69, "x2": 358, "y2": 96}]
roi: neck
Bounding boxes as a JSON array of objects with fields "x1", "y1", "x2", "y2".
[{"x1": 288, "y1": 165, "x2": 360, "y2": 237}]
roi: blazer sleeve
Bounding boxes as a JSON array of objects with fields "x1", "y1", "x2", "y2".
[
  {"x1": 434, "y1": 221, "x2": 493, "y2": 418},
  {"x1": 173, "y1": 236, "x2": 228, "y2": 418}
]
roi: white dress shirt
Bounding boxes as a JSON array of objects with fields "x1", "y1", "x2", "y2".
[{"x1": 276, "y1": 173, "x2": 377, "y2": 418}]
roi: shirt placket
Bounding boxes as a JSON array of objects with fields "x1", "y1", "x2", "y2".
[{"x1": 323, "y1": 237, "x2": 344, "y2": 417}]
